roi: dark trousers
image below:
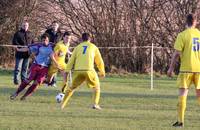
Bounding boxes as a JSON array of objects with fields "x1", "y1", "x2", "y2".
[{"x1": 13, "y1": 57, "x2": 29, "y2": 84}]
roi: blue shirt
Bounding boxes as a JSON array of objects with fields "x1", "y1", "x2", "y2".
[{"x1": 29, "y1": 43, "x2": 54, "y2": 67}]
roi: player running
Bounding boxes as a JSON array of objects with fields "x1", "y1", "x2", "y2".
[
  {"x1": 61, "y1": 33, "x2": 105, "y2": 110},
  {"x1": 46, "y1": 31, "x2": 72, "y2": 93},
  {"x1": 10, "y1": 33, "x2": 60, "y2": 100}
]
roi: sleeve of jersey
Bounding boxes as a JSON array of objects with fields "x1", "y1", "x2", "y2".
[
  {"x1": 28, "y1": 44, "x2": 39, "y2": 54},
  {"x1": 65, "y1": 48, "x2": 76, "y2": 72},
  {"x1": 94, "y1": 48, "x2": 105, "y2": 76},
  {"x1": 174, "y1": 33, "x2": 184, "y2": 51}
]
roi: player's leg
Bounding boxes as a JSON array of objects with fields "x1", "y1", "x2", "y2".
[
  {"x1": 61, "y1": 87, "x2": 74, "y2": 109},
  {"x1": 46, "y1": 65, "x2": 57, "y2": 86},
  {"x1": 61, "y1": 72, "x2": 85, "y2": 109},
  {"x1": 92, "y1": 87, "x2": 101, "y2": 109},
  {"x1": 20, "y1": 66, "x2": 48, "y2": 100},
  {"x1": 86, "y1": 71, "x2": 101, "y2": 109},
  {"x1": 61, "y1": 70, "x2": 69, "y2": 93},
  {"x1": 176, "y1": 88, "x2": 188, "y2": 124},
  {"x1": 173, "y1": 73, "x2": 191, "y2": 127},
  {"x1": 20, "y1": 80, "x2": 39, "y2": 100},
  {"x1": 194, "y1": 73, "x2": 200, "y2": 105},
  {"x1": 10, "y1": 64, "x2": 37, "y2": 100},
  {"x1": 57, "y1": 63, "x2": 68, "y2": 92},
  {"x1": 10, "y1": 79, "x2": 32, "y2": 100}
]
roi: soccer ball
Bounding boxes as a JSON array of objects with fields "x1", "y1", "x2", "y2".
[{"x1": 55, "y1": 93, "x2": 65, "y2": 103}]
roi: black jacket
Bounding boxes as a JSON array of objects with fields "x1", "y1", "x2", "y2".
[
  {"x1": 12, "y1": 29, "x2": 33, "y2": 58},
  {"x1": 45, "y1": 28, "x2": 62, "y2": 44}
]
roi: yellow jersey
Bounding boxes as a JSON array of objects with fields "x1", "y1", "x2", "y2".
[
  {"x1": 174, "y1": 27, "x2": 200, "y2": 72},
  {"x1": 66, "y1": 41, "x2": 105, "y2": 75},
  {"x1": 53, "y1": 40, "x2": 69, "y2": 64}
]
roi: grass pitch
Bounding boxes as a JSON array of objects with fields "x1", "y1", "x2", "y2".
[{"x1": 0, "y1": 70, "x2": 199, "y2": 130}]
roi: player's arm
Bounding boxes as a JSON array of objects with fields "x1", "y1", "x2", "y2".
[
  {"x1": 167, "y1": 50, "x2": 181, "y2": 77},
  {"x1": 52, "y1": 43, "x2": 61, "y2": 58},
  {"x1": 66, "y1": 48, "x2": 76, "y2": 72},
  {"x1": 167, "y1": 33, "x2": 183, "y2": 77},
  {"x1": 15, "y1": 47, "x2": 29, "y2": 52},
  {"x1": 50, "y1": 52, "x2": 62, "y2": 70},
  {"x1": 94, "y1": 48, "x2": 105, "y2": 78}
]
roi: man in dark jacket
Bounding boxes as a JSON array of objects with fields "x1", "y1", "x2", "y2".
[
  {"x1": 12, "y1": 21, "x2": 34, "y2": 85},
  {"x1": 45, "y1": 21, "x2": 62, "y2": 44}
]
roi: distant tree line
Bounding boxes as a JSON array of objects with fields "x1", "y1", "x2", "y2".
[{"x1": 0, "y1": 0, "x2": 200, "y2": 73}]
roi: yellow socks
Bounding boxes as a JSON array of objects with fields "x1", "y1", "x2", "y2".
[
  {"x1": 61, "y1": 88, "x2": 74, "y2": 109},
  {"x1": 93, "y1": 89, "x2": 100, "y2": 105},
  {"x1": 177, "y1": 96, "x2": 187, "y2": 123}
]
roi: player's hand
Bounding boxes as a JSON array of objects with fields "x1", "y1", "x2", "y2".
[{"x1": 167, "y1": 68, "x2": 173, "y2": 77}]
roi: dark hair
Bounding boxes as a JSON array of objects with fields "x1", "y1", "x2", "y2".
[
  {"x1": 82, "y1": 33, "x2": 90, "y2": 41},
  {"x1": 63, "y1": 31, "x2": 71, "y2": 37},
  {"x1": 52, "y1": 21, "x2": 58, "y2": 24},
  {"x1": 186, "y1": 13, "x2": 197, "y2": 26},
  {"x1": 41, "y1": 33, "x2": 50, "y2": 40}
]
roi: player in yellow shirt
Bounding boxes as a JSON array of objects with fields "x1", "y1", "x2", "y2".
[
  {"x1": 46, "y1": 31, "x2": 72, "y2": 92},
  {"x1": 167, "y1": 14, "x2": 200, "y2": 127},
  {"x1": 61, "y1": 33, "x2": 105, "y2": 110}
]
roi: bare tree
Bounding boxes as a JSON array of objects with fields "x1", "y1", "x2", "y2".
[{"x1": 1, "y1": 0, "x2": 200, "y2": 73}]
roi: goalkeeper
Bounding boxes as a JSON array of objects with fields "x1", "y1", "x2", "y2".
[
  {"x1": 61, "y1": 33, "x2": 105, "y2": 110},
  {"x1": 46, "y1": 31, "x2": 72, "y2": 93}
]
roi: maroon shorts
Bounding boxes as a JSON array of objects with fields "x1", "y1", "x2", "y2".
[{"x1": 28, "y1": 64, "x2": 48, "y2": 84}]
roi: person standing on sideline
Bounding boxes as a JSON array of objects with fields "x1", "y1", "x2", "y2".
[
  {"x1": 45, "y1": 21, "x2": 62, "y2": 87},
  {"x1": 10, "y1": 33, "x2": 61, "y2": 100},
  {"x1": 12, "y1": 21, "x2": 34, "y2": 85},
  {"x1": 61, "y1": 33, "x2": 105, "y2": 110},
  {"x1": 167, "y1": 13, "x2": 200, "y2": 127},
  {"x1": 45, "y1": 21, "x2": 62, "y2": 45},
  {"x1": 46, "y1": 31, "x2": 72, "y2": 93}
]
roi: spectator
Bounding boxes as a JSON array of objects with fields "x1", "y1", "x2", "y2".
[{"x1": 12, "y1": 21, "x2": 34, "y2": 85}]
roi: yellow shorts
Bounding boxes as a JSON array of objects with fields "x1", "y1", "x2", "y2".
[
  {"x1": 177, "y1": 73, "x2": 200, "y2": 89},
  {"x1": 70, "y1": 71, "x2": 100, "y2": 89},
  {"x1": 48, "y1": 63, "x2": 66, "y2": 77}
]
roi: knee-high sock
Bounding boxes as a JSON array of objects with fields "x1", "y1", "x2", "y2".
[
  {"x1": 61, "y1": 88, "x2": 74, "y2": 109},
  {"x1": 22, "y1": 83, "x2": 38, "y2": 98},
  {"x1": 177, "y1": 96, "x2": 187, "y2": 123},
  {"x1": 15, "y1": 81, "x2": 29, "y2": 95},
  {"x1": 93, "y1": 89, "x2": 100, "y2": 105}
]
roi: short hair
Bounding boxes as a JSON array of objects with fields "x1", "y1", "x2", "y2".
[
  {"x1": 186, "y1": 13, "x2": 197, "y2": 26},
  {"x1": 82, "y1": 33, "x2": 90, "y2": 41},
  {"x1": 63, "y1": 31, "x2": 71, "y2": 37},
  {"x1": 41, "y1": 33, "x2": 50, "y2": 40},
  {"x1": 52, "y1": 21, "x2": 58, "y2": 24}
]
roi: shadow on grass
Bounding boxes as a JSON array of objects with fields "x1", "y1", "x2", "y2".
[{"x1": 0, "y1": 86, "x2": 188, "y2": 100}]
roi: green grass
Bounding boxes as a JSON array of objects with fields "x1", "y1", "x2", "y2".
[{"x1": 0, "y1": 71, "x2": 199, "y2": 130}]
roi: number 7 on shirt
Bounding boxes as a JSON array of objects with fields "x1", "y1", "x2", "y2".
[{"x1": 82, "y1": 46, "x2": 88, "y2": 54}]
